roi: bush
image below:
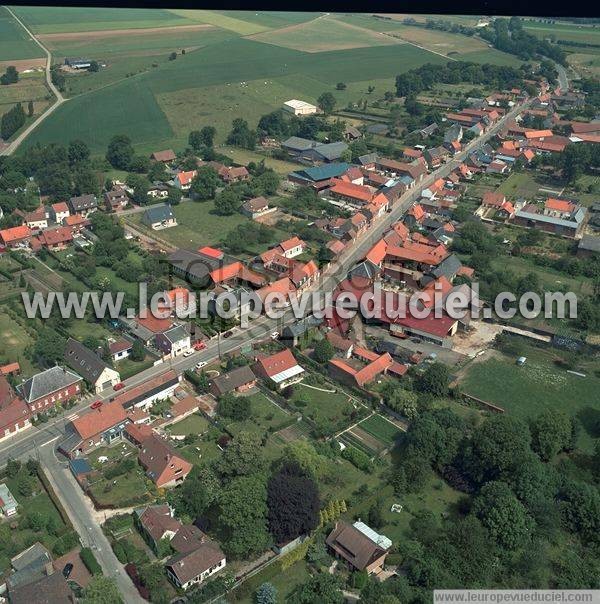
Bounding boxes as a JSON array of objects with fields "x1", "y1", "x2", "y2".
[
  {"x1": 53, "y1": 530, "x2": 79, "y2": 556},
  {"x1": 341, "y1": 446, "x2": 371, "y2": 472},
  {"x1": 80, "y1": 547, "x2": 102, "y2": 575}
]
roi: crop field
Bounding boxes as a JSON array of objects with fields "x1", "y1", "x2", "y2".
[
  {"x1": 567, "y1": 52, "x2": 600, "y2": 78},
  {"x1": 522, "y1": 20, "x2": 600, "y2": 45},
  {"x1": 10, "y1": 6, "x2": 192, "y2": 34},
  {"x1": 0, "y1": 306, "x2": 36, "y2": 376},
  {"x1": 24, "y1": 38, "x2": 446, "y2": 154},
  {"x1": 461, "y1": 347, "x2": 600, "y2": 452},
  {"x1": 0, "y1": 6, "x2": 44, "y2": 61},
  {"x1": 250, "y1": 15, "x2": 404, "y2": 52}
]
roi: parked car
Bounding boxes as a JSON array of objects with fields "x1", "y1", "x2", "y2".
[
  {"x1": 270, "y1": 331, "x2": 279, "y2": 340},
  {"x1": 183, "y1": 349, "x2": 194, "y2": 357},
  {"x1": 193, "y1": 340, "x2": 206, "y2": 350},
  {"x1": 113, "y1": 382, "x2": 125, "y2": 391},
  {"x1": 195, "y1": 361, "x2": 207, "y2": 369},
  {"x1": 90, "y1": 400, "x2": 102, "y2": 410},
  {"x1": 223, "y1": 330, "x2": 233, "y2": 338},
  {"x1": 62, "y1": 563, "x2": 73, "y2": 579}
]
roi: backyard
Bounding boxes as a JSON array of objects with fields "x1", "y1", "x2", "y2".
[{"x1": 224, "y1": 391, "x2": 291, "y2": 438}]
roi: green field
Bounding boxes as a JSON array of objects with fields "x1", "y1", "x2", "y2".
[
  {"x1": 128, "y1": 201, "x2": 248, "y2": 250},
  {"x1": 0, "y1": 72, "x2": 50, "y2": 114},
  {"x1": 358, "y1": 414, "x2": 402, "y2": 446},
  {"x1": 225, "y1": 391, "x2": 290, "y2": 438},
  {"x1": 23, "y1": 38, "x2": 447, "y2": 154},
  {"x1": 0, "y1": 6, "x2": 44, "y2": 61},
  {"x1": 461, "y1": 346, "x2": 600, "y2": 451},
  {"x1": 251, "y1": 15, "x2": 404, "y2": 53},
  {"x1": 0, "y1": 306, "x2": 36, "y2": 375},
  {"x1": 10, "y1": 6, "x2": 192, "y2": 34}
]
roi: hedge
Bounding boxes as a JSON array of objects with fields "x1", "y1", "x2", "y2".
[{"x1": 80, "y1": 547, "x2": 102, "y2": 575}]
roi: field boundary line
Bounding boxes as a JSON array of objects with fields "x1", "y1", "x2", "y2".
[{"x1": 1, "y1": 6, "x2": 66, "y2": 156}]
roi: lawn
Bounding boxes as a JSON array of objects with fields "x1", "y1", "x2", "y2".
[
  {"x1": 115, "y1": 356, "x2": 154, "y2": 380},
  {"x1": 460, "y1": 345, "x2": 600, "y2": 451},
  {"x1": 358, "y1": 414, "x2": 402, "y2": 446},
  {"x1": 496, "y1": 171, "x2": 564, "y2": 199},
  {"x1": 128, "y1": 201, "x2": 248, "y2": 250},
  {"x1": 167, "y1": 413, "x2": 210, "y2": 437},
  {"x1": 179, "y1": 437, "x2": 223, "y2": 466},
  {"x1": 522, "y1": 20, "x2": 600, "y2": 45},
  {"x1": 0, "y1": 306, "x2": 36, "y2": 375},
  {"x1": 0, "y1": 6, "x2": 44, "y2": 61},
  {"x1": 224, "y1": 391, "x2": 290, "y2": 438},
  {"x1": 290, "y1": 381, "x2": 362, "y2": 435}
]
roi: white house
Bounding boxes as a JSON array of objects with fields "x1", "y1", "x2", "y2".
[
  {"x1": 64, "y1": 339, "x2": 121, "y2": 395},
  {"x1": 141, "y1": 204, "x2": 177, "y2": 230},
  {"x1": 155, "y1": 325, "x2": 190, "y2": 359},
  {"x1": 166, "y1": 543, "x2": 226, "y2": 590},
  {"x1": 278, "y1": 236, "x2": 306, "y2": 259},
  {"x1": 174, "y1": 170, "x2": 197, "y2": 191}
]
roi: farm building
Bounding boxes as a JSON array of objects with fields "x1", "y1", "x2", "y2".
[
  {"x1": 283, "y1": 99, "x2": 318, "y2": 116},
  {"x1": 65, "y1": 57, "x2": 92, "y2": 69}
]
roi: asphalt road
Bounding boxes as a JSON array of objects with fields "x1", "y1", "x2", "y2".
[
  {"x1": 38, "y1": 442, "x2": 145, "y2": 603},
  {"x1": 0, "y1": 7, "x2": 65, "y2": 156}
]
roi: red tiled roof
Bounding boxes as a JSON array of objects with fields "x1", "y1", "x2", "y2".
[
  {"x1": 366, "y1": 238, "x2": 388, "y2": 265},
  {"x1": 176, "y1": 170, "x2": 197, "y2": 186},
  {"x1": 256, "y1": 349, "x2": 299, "y2": 378},
  {"x1": 139, "y1": 434, "x2": 192, "y2": 487},
  {"x1": 137, "y1": 314, "x2": 173, "y2": 334},
  {"x1": 0, "y1": 363, "x2": 20, "y2": 376},
  {"x1": 396, "y1": 313, "x2": 457, "y2": 338},
  {"x1": 570, "y1": 122, "x2": 600, "y2": 134},
  {"x1": 0, "y1": 225, "x2": 31, "y2": 245},
  {"x1": 198, "y1": 246, "x2": 223, "y2": 259},
  {"x1": 408, "y1": 204, "x2": 425, "y2": 221},
  {"x1": 482, "y1": 191, "x2": 506, "y2": 207},
  {"x1": 39, "y1": 226, "x2": 73, "y2": 247},
  {"x1": 52, "y1": 202, "x2": 69, "y2": 213},
  {"x1": 72, "y1": 401, "x2": 127, "y2": 440},
  {"x1": 524, "y1": 129, "x2": 553, "y2": 139},
  {"x1": 64, "y1": 215, "x2": 88, "y2": 227},
  {"x1": 0, "y1": 396, "x2": 30, "y2": 432},
  {"x1": 545, "y1": 198, "x2": 576, "y2": 213},
  {"x1": 152, "y1": 149, "x2": 176, "y2": 162},
  {"x1": 279, "y1": 236, "x2": 305, "y2": 252},
  {"x1": 329, "y1": 179, "x2": 374, "y2": 203}
]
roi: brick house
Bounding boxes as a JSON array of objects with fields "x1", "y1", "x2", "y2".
[
  {"x1": 138, "y1": 434, "x2": 193, "y2": 488},
  {"x1": 17, "y1": 366, "x2": 83, "y2": 414}
]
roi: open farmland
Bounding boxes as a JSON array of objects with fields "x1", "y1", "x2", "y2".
[
  {"x1": 250, "y1": 15, "x2": 404, "y2": 52},
  {"x1": 23, "y1": 38, "x2": 447, "y2": 154},
  {"x1": 522, "y1": 19, "x2": 600, "y2": 45},
  {"x1": 9, "y1": 6, "x2": 192, "y2": 34},
  {"x1": 0, "y1": 72, "x2": 50, "y2": 117},
  {"x1": 0, "y1": 6, "x2": 44, "y2": 61}
]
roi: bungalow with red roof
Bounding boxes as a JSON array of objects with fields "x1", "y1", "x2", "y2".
[
  {"x1": 151, "y1": 149, "x2": 176, "y2": 163},
  {"x1": 253, "y1": 349, "x2": 305, "y2": 390},
  {"x1": 36, "y1": 226, "x2": 74, "y2": 251},
  {"x1": 278, "y1": 237, "x2": 306, "y2": 259},
  {"x1": 544, "y1": 198, "x2": 578, "y2": 219}
]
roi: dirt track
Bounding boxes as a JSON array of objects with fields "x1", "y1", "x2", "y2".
[{"x1": 38, "y1": 23, "x2": 214, "y2": 42}]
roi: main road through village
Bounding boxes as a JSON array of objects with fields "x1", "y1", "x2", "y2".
[{"x1": 0, "y1": 97, "x2": 529, "y2": 601}]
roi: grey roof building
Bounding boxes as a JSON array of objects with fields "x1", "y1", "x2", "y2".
[
  {"x1": 64, "y1": 338, "x2": 120, "y2": 393},
  {"x1": 169, "y1": 248, "x2": 223, "y2": 285},
  {"x1": 577, "y1": 234, "x2": 600, "y2": 255},
  {"x1": 142, "y1": 204, "x2": 176, "y2": 227},
  {"x1": 281, "y1": 136, "x2": 316, "y2": 152},
  {"x1": 430, "y1": 254, "x2": 463, "y2": 281},
  {"x1": 7, "y1": 543, "x2": 53, "y2": 589},
  {"x1": 357, "y1": 152, "x2": 378, "y2": 166},
  {"x1": 348, "y1": 260, "x2": 381, "y2": 281},
  {"x1": 17, "y1": 366, "x2": 82, "y2": 405},
  {"x1": 68, "y1": 194, "x2": 97, "y2": 214},
  {"x1": 209, "y1": 365, "x2": 257, "y2": 397}
]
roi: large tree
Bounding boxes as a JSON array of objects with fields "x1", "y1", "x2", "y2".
[
  {"x1": 529, "y1": 409, "x2": 574, "y2": 461},
  {"x1": 289, "y1": 573, "x2": 343, "y2": 604},
  {"x1": 218, "y1": 474, "x2": 270, "y2": 558},
  {"x1": 415, "y1": 362, "x2": 450, "y2": 398},
  {"x1": 218, "y1": 431, "x2": 266, "y2": 478},
  {"x1": 472, "y1": 481, "x2": 534, "y2": 551},
  {"x1": 106, "y1": 135, "x2": 134, "y2": 170},
  {"x1": 317, "y1": 92, "x2": 336, "y2": 114},
  {"x1": 81, "y1": 576, "x2": 123, "y2": 604},
  {"x1": 190, "y1": 165, "x2": 219, "y2": 201},
  {"x1": 267, "y1": 461, "x2": 320, "y2": 544}
]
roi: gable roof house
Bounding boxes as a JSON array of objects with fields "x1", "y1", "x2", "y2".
[
  {"x1": 17, "y1": 366, "x2": 83, "y2": 414},
  {"x1": 513, "y1": 202, "x2": 586, "y2": 238},
  {"x1": 59, "y1": 399, "x2": 129, "y2": 457},
  {"x1": 136, "y1": 504, "x2": 182, "y2": 553},
  {"x1": 19, "y1": 206, "x2": 48, "y2": 231},
  {"x1": 174, "y1": 170, "x2": 197, "y2": 191},
  {"x1": 241, "y1": 196, "x2": 276, "y2": 219},
  {"x1": 326, "y1": 521, "x2": 392, "y2": 575},
  {"x1": 104, "y1": 187, "x2": 129, "y2": 212},
  {"x1": 151, "y1": 149, "x2": 176, "y2": 163},
  {"x1": 64, "y1": 338, "x2": 121, "y2": 394},
  {"x1": 67, "y1": 194, "x2": 98, "y2": 217},
  {"x1": 35, "y1": 226, "x2": 74, "y2": 251},
  {"x1": 0, "y1": 482, "x2": 18, "y2": 517},
  {"x1": 0, "y1": 379, "x2": 32, "y2": 444},
  {"x1": 49, "y1": 202, "x2": 70, "y2": 224},
  {"x1": 166, "y1": 541, "x2": 226, "y2": 590},
  {"x1": 0, "y1": 225, "x2": 32, "y2": 248},
  {"x1": 141, "y1": 204, "x2": 177, "y2": 230},
  {"x1": 209, "y1": 365, "x2": 257, "y2": 397},
  {"x1": 138, "y1": 434, "x2": 193, "y2": 488},
  {"x1": 253, "y1": 349, "x2": 305, "y2": 390}
]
